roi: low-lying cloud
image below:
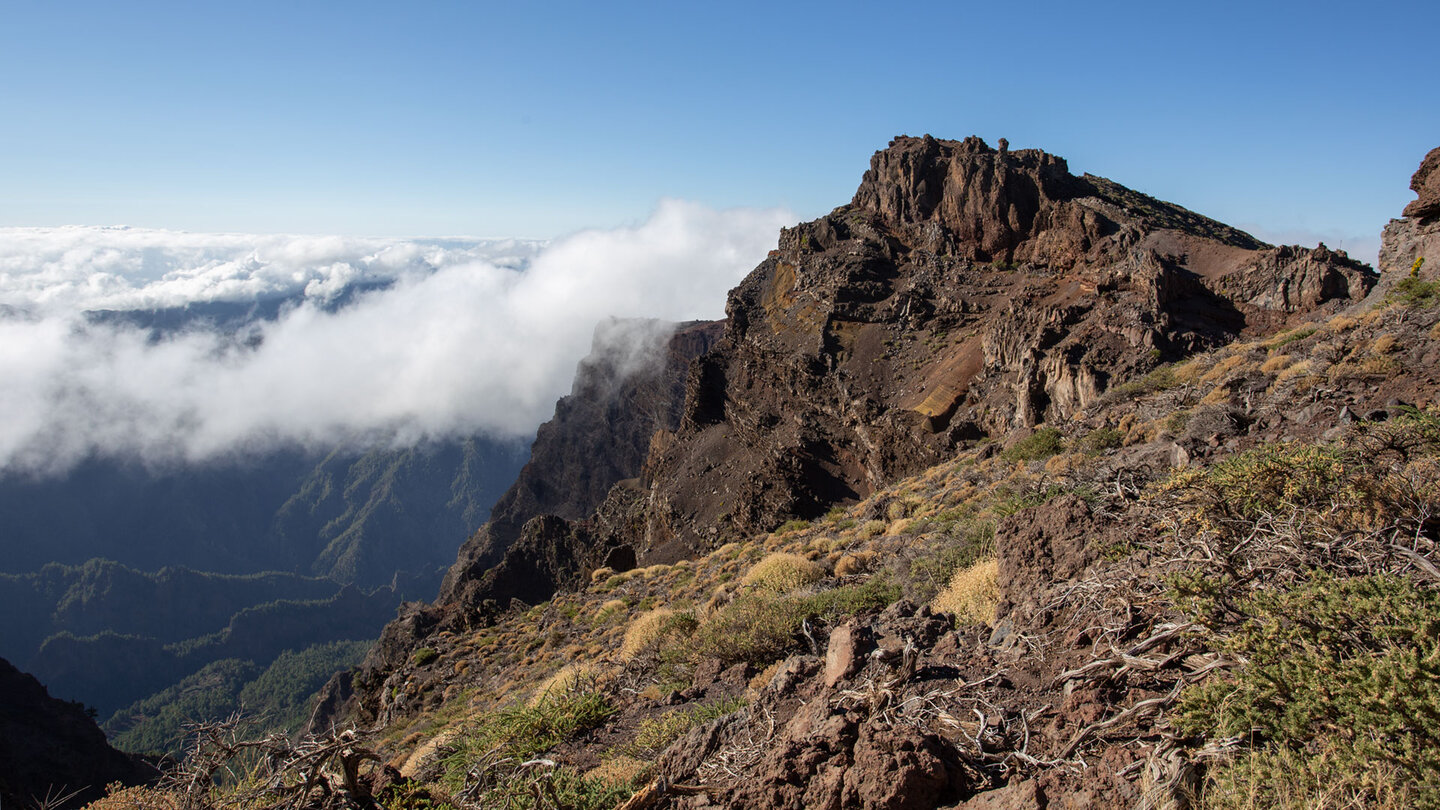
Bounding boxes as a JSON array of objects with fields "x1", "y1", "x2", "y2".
[{"x1": 0, "y1": 201, "x2": 792, "y2": 476}]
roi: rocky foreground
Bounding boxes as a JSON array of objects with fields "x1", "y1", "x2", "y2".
[{"x1": 60, "y1": 138, "x2": 1440, "y2": 809}]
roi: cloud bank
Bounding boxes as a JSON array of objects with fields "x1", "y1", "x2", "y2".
[{"x1": 0, "y1": 201, "x2": 792, "y2": 476}]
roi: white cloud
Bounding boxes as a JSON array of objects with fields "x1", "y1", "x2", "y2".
[{"x1": 0, "y1": 201, "x2": 791, "y2": 475}]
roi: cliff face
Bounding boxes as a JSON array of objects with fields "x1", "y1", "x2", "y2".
[
  {"x1": 328, "y1": 319, "x2": 720, "y2": 730},
  {"x1": 437, "y1": 318, "x2": 723, "y2": 608},
  {"x1": 618, "y1": 135, "x2": 1374, "y2": 561},
  {"x1": 0, "y1": 656, "x2": 156, "y2": 809},
  {"x1": 1380, "y1": 146, "x2": 1440, "y2": 282}
]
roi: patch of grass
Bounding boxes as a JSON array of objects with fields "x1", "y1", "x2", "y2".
[
  {"x1": 440, "y1": 686, "x2": 617, "y2": 793},
  {"x1": 411, "y1": 647, "x2": 439, "y2": 667},
  {"x1": 623, "y1": 697, "x2": 746, "y2": 758},
  {"x1": 1103, "y1": 364, "x2": 1179, "y2": 402},
  {"x1": 900, "y1": 517, "x2": 996, "y2": 602}
]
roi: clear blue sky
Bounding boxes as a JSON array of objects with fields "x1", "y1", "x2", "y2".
[{"x1": 2, "y1": 0, "x2": 1436, "y2": 256}]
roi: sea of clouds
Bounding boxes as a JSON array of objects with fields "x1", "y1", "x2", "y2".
[{"x1": 0, "y1": 201, "x2": 792, "y2": 476}]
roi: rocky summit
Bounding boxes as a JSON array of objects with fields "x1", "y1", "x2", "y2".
[{"x1": 55, "y1": 139, "x2": 1440, "y2": 810}]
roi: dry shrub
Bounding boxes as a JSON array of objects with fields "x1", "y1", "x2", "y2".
[
  {"x1": 1273, "y1": 359, "x2": 1313, "y2": 384},
  {"x1": 748, "y1": 660, "x2": 784, "y2": 693},
  {"x1": 1200, "y1": 354, "x2": 1250, "y2": 384},
  {"x1": 930, "y1": 557, "x2": 1000, "y2": 625},
  {"x1": 858, "y1": 519, "x2": 888, "y2": 539},
  {"x1": 529, "y1": 663, "x2": 602, "y2": 706},
  {"x1": 1370, "y1": 332, "x2": 1398, "y2": 354},
  {"x1": 590, "y1": 566, "x2": 614, "y2": 584},
  {"x1": 595, "y1": 599, "x2": 627, "y2": 623},
  {"x1": 1260, "y1": 353, "x2": 1293, "y2": 373},
  {"x1": 834, "y1": 550, "x2": 876, "y2": 577},
  {"x1": 1171, "y1": 358, "x2": 1207, "y2": 384},
  {"x1": 1200, "y1": 386, "x2": 1232, "y2": 405},
  {"x1": 740, "y1": 552, "x2": 825, "y2": 595},
  {"x1": 618, "y1": 608, "x2": 699, "y2": 661},
  {"x1": 1325, "y1": 314, "x2": 1360, "y2": 332},
  {"x1": 584, "y1": 755, "x2": 651, "y2": 789},
  {"x1": 82, "y1": 785, "x2": 179, "y2": 810}
]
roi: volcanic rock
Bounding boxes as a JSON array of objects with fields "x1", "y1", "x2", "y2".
[{"x1": 1403, "y1": 146, "x2": 1440, "y2": 220}]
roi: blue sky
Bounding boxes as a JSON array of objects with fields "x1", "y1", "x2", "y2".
[{"x1": 3, "y1": 0, "x2": 1436, "y2": 257}]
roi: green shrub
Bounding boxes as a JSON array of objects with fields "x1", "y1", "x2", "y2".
[
  {"x1": 411, "y1": 647, "x2": 439, "y2": 666},
  {"x1": 1080, "y1": 426, "x2": 1124, "y2": 454},
  {"x1": 440, "y1": 685, "x2": 617, "y2": 793},
  {"x1": 1000, "y1": 427, "x2": 1065, "y2": 462},
  {"x1": 1177, "y1": 574, "x2": 1440, "y2": 807},
  {"x1": 1270, "y1": 325, "x2": 1318, "y2": 346},
  {"x1": 1163, "y1": 409, "x2": 1192, "y2": 435},
  {"x1": 1390, "y1": 276, "x2": 1440, "y2": 307},
  {"x1": 692, "y1": 578, "x2": 899, "y2": 667}
]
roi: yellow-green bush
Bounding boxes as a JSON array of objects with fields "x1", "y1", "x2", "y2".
[
  {"x1": 692, "y1": 578, "x2": 899, "y2": 667},
  {"x1": 740, "y1": 552, "x2": 825, "y2": 595},
  {"x1": 619, "y1": 608, "x2": 697, "y2": 661},
  {"x1": 1000, "y1": 427, "x2": 1066, "y2": 462},
  {"x1": 929, "y1": 558, "x2": 999, "y2": 625}
]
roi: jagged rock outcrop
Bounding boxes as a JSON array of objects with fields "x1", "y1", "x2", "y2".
[
  {"x1": 616, "y1": 135, "x2": 1375, "y2": 561},
  {"x1": 0, "y1": 657, "x2": 156, "y2": 809},
  {"x1": 1380, "y1": 147, "x2": 1440, "y2": 282},
  {"x1": 1403, "y1": 146, "x2": 1440, "y2": 221}
]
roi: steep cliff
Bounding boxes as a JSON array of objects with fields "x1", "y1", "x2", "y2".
[{"x1": 437, "y1": 319, "x2": 723, "y2": 607}]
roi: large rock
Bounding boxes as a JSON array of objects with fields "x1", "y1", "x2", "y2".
[
  {"x1": 1380, "y1": 146, "x2": 1440, "y2": 283},
  {"x1": 1403, "y1": 146, "x2": 1440, "y2": 220}
]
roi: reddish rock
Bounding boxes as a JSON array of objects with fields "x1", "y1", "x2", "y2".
[
  {"x1": 824, "y1": 623, "x2": 868, "y2": 687},
  {"x1": 956, "y1": 779, "x2": 1047, "y2": 810},
  {"x1": 1403, "y1": 146, "x2": 1440, "y2": 220}
]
